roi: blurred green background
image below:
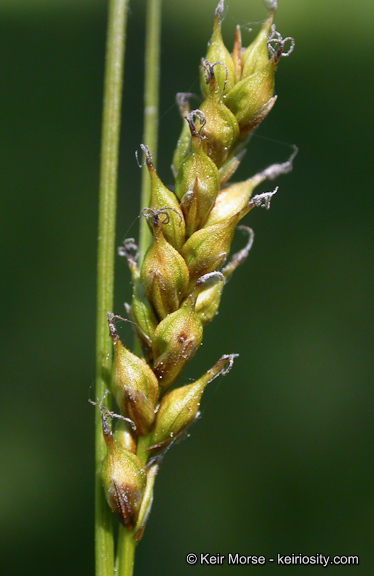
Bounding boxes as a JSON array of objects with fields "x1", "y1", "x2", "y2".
[{"x1": 1, "y1": 0, "x2": 373, "y2": 574}]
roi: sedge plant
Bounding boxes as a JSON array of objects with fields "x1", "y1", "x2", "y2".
[{"x1": 95, "y1": 1, "x2": 296, "y2": 575}]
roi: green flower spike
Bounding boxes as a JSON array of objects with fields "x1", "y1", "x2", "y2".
[
  {"x1": 175, "y1": 110, "x2": 220, "y2": 237},
  {"x1": 140, "y1": 208, "x2": 189, "y2": 319},
  {"x1": 99, "y1": 0, "x2": 296, "y2": 553},
  {"x1": 148, "y1": 353, "x2": 238, "y2": 453},
  {"x1": 108, "y1": 313, "x2": 159, "y2": 436},
  {"x1": 200, "y1": 0, "x2": 235, "y2": 98},
  {"x1": 141, "y1": 144, "x2": 186, "y2": 251}
]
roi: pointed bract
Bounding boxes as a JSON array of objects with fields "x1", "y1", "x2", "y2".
[
  {"x1": 204, "y1": 173, "x2": 264, "y2": 227},
  {"x1": 149, "y1": 354, "x2": 237, "y2": 452},
  {"x1": 241, "y1": 6, "x2": 275, "y2": 78},
  {"x1": 200, "y1": 1, "x2": 235, "y2": 98}
]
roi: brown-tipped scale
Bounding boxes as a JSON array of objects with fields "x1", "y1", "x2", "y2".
[
  {"x1": 102, "y1": 436, "x2": 146, "y2": 530},
  {"x1": 99, "y1": 408, "x2": 146, "y2": 530}
]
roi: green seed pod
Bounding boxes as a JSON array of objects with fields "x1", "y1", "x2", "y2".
[
  {"x1": 100, "y1": 415, "x2": 146, "y2": 529},
  {"x1": 171, "y1": 93, "x2": 193, "y2": 179},
  {"x1": 241, "y1": 4, "x2": 275, "y2": 79},
  {"x1": 140, "y1": 209, "x2": 189, "y2": 319},
  {"x1": 108, "y1": 314, "x2": 159, "y2": 436},
  {"x1": 148, "y1": 353, "x2": 237, "y2": 453},
  {"x1": 119, "y1": 239, "x2": 158, "y2": 352},
  {"x1": 181, "y1": 214, "x2": 239, "y2": 292},
  {"x1": 181, "y1": 182, "x2": 277, "y2": 293},
  {"x1": 223, "y1": 57, "x2": 277, "y2": 133},
  {"x1": 152, "y1": 292, "x2": 204, "y2": 392},
  {"x1": 200, "y1": 0, "x2": 235, "y2": 98},
  {"x1": 199, "y1": 62, "x2": 240, "y2": 168},
  {"x1": 204, "y1": 172, "x2": 265, "y2": 227},
  {"x1": 174, "y1": 112, "x2": 220, "y2": 237},
  {"x1": 141, "y1": 145, "x2": 185, "y2": 251},
  {"x1": 195, "y1": 227, "x2": 254, "y2": 324}
]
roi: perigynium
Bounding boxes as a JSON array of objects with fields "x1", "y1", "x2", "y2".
[{"x1": 95, "y1": 0, "x2": 296, "y2": 572}]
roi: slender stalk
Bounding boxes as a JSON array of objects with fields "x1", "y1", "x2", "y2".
[
  {"x1": 116, "y1": 3, "x2": 162, "y2": 575},
  {"x1": 116, "y1": 526, "x2": 137, "y2": 576},
  {"x1": 138, "y1": 0, "x2": 163, "y2": 264},
  {"x1": 95, "y1": 1, "x2": 128, "y2": 575}
]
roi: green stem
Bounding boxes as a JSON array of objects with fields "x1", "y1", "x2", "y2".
[
  {"x1": 138, "y1": 0, "x2": 163, "y2": 265},
  {"x1": 116, "y1": 3, "x2": 162, "y2": 575},
  {"x1": 116, "y1": 526, "x2": 137, "y2": 576},
  {"x1": 95, "y1": 1, "x2": 128, "y2": 575}
]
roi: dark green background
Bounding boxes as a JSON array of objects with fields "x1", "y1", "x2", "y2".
[{"x1": 1, "y1": 0, "x2": 373, "y2": 574}]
